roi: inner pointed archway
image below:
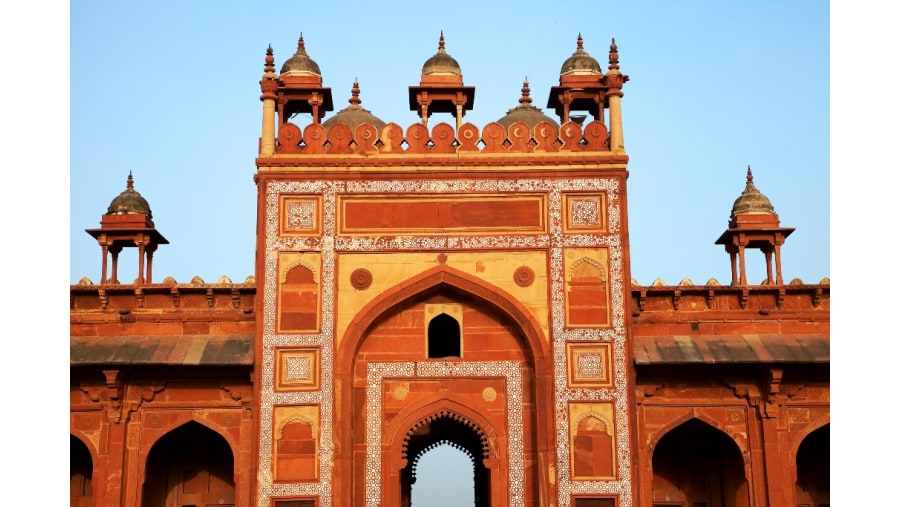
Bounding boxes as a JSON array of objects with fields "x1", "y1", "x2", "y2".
[{"x1": 402, "y1": 411, "x2": 490, "y2": 507}]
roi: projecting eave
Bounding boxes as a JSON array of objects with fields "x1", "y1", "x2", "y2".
[
  {"x1": 70, "y1": 335, "x2": 253, "y2": 366},
  {"x1": 632, "y1": 334, "x2": 829, "y2": 365}
]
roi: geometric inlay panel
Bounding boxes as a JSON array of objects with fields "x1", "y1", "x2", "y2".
[
  {"x1": 566, "y1": 342, "x2": 612, "y2": 388},
  {"x1": 280, "y1": 195, "x2": 322, "y2": 236},
  {"x1": 274, "y1": 347, "x2": 321, "y2": 392},
  {"x1": 562, "y1": 193, "x2": 607, "y2": 234}
]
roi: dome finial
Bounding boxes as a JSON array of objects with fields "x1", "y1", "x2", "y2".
[
  {"x1": 519, "y1": 77, "x2": 532, "y2": 106},
  {"x1": 127, "y1": 171, "x2": 134, "y2": 190},
  {"x1": 349, "y1": 78, "x2": 361, "y2": 106},
  {"x1": 746, "y1": 165, "x2": 754, "y2": 184},
  {"x1": 577, "y1": 33, "x2": 584, "y2": 51},
  {"x1": 438, "y1": 31, "x2": 446, "y2": 53}
]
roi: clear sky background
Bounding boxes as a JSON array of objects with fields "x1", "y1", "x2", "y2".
[
  {"x1": 11, "y1": 1, "x2": 890, "y2": 505},
  {"x1": 69, "y1": 1, "x2": 829, "y2": 287}
]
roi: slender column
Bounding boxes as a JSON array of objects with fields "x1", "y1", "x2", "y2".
[
  {"x1": 110, "y1": 246, "x2": 122, "y2": 284},
  {"x1": 606, "y1": 38, "x2": 629, "y2": 152},
  {"x1": 146, "y1": 245, "x2": 157, "y2": 284},
  {"x1": 774, "y1": 243, "x2": 784, "y2": 284},
  {"x1": 607, "y1": 93, "x2": 624, "y2": 151},
  {"x1": 738, "y1": 244, "x2": 747, "y2": 286},
  {"x1": 137, "y1": 242, "x2": 146, "y2": 284},
  {"x1": 729, "y1": 250, "x2": 739, "y2": 286},
  {"x1": 259, "y1": 45, "x2": 278, "y2": 156},
  {"x1": 101, "y1": 244, "x2": 109, "y2": 285},
  {"x1": 764, "y1": 247, "x2": 774, "y2": 285}
]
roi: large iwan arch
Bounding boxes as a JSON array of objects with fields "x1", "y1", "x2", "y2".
[{"x1": 334, "y1": 265, "x2": 554, "y2": 507}]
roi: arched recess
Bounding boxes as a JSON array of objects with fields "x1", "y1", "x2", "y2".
[
  {"x1": 386, "y1": 398, "x2": 499, "y2": 507},
  {"x1": 333, "y1": 264, "x2": 553, "y2": 507},
  {"x1": 140, "y1": 420, "x2": 236, "y2": 507},
  {"x1": 793, "y1": 422, "x2": 829, "y2": 506},
  {"x1": 647, "y1": 410, "x2": 750, "y2": 461},
  {"x1": 650, "y1": 418, "x2": 750, "y2": 507},
  {"x1": 71, "y1": 434, "x2": 94, "y2": 507}
]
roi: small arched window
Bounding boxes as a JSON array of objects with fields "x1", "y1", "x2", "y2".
[{"x1": 428, "y1": 313, "x2": 461, "y2": 358}]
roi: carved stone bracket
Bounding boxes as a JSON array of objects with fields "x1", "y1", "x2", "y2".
[
  {"x1": 123, "y1": 383, "x2": 166, "y2": 420},
  {"x1": 222, "y1": 385, "x2": 253, "y2": 410},
  {"x1": 761, "y1": 367, "x2": 784, "y2": 418},
  {"x1": 635, "y1": 383, "x2": 666, "y2": 404}
]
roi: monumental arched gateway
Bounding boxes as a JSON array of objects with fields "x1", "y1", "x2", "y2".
[{"x1": 70, "y1": 32, "x2": 829, "y2": 507}]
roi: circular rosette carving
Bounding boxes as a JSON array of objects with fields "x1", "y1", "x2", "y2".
[
  {"x1": 513, "y1": 266, "x2": 535, "y2": 287},
  {"x1": 350, "y1": 268, "x2": 373, "y2": 290}
]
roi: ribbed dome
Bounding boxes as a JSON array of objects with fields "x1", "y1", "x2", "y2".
[
  {"x1": 107, "y1": 172, "x2": 152, "y2": 218},
  {"x1": 497, "y1": 79, "x2": 560, "y2": 129},
  {"x1": 560, "y1": 33, "x2": 602, "y2": 76},
  {"x1": 322, "y1": 80, "x2": 386, "y2": 132},
  {"x1": 731, "y1": 167, "x2": 776, "y2": 216},
  {"x1": 280, "y1": 35, "x2": 322, "y2": 77},
  {"x1": 422, "y1": 33, "x2": 461, "y2": 76}
]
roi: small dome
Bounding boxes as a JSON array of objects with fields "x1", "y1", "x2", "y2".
[
  {"x1": 497, "y1": 79, "x2": 560, "y2": 130},
  {"x1": 731, "y1": 167, "x2": 776, "y2": 215},
  {"x1": 107, "y1": 172, "x2": 152, "y2": 218},
  {"x1": 322, "y1": 80, "x2": 386, "y2": 132},
  {"x1": 560, "y1": 34, "x2": 602, "y2": 76},
  {"x1": 422, "y1": 33, "x2": 461, "y2": 77},
  {"x1": 280, "y1": 35, "x2": 322, "y2": 77}
]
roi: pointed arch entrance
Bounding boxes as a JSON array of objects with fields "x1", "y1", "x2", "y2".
[
  {"x1": 71, "y1": 434, "x2": 94, "y2": 507},
  {"x1": 795, "y1": 423, "x2": 829, "y2": 506},
  {"x1": 334, "y1": 265, "x2": 552, "y2": 507},
  {"x1": 651, "y1": 418, "x2": 749, "y2": 507},
  {"x1": 141, "y1": 421, "x2": 235, "y2": 507}
]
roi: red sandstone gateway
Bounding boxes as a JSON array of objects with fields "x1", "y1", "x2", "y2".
[{"x1": 71, "y1": 33, "x2": 828, "y2": 507}]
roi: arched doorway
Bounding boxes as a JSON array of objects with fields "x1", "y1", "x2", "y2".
[
  {"x1": 411, "y1": 444, "x2": 475, "y2": 507},
  {"x1": 71, "y1": 434, "x2": 93, "y2": 507},
  {"x1": 141, "y1": 421, "x2": 235, "y2": 507},
  {"x1": 403, "y1": 411, "x2": 489, "y2": 507},
  {"x1": 651, "y1": 419, "x2": 749, "y2": 507},
  {"x1": 795, "y1": 424, "x2": 829, "y2": 506}
]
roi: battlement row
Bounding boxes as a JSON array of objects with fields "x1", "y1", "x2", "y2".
[{"x1": 271, "y1": 119, "x2": 611, "y2": 156}]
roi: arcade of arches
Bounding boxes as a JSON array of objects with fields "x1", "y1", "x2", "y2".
[{"x1": 70, "y1": 33, "x2": 829, "y2": 507}]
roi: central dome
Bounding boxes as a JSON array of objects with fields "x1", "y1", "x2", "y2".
[
  {"x1": 497, "y1": 79, "x2": 560, "y2": 130},
  {"x1": 322, "y1": 80, "x2": 385, "y2": 132}
]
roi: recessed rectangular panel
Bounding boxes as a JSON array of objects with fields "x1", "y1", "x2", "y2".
[{"x1": 338, "y1": 194, "x2": 547, "y2": 235}]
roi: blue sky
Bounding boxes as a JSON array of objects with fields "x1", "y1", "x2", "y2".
[{"x1": 69, "y1": 1, "x2": 829, "y2": 287}]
